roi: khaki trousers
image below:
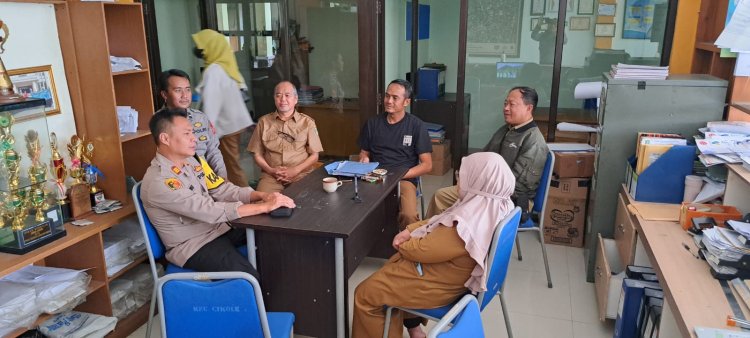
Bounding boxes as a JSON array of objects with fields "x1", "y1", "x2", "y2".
[
  {"x1": 399, "y1": 181, "x2": 420, "y2": 230},
  {"x1": 219, "y1": 131, "x2": 248, "y2": 187},
  {"x1": 425, "y1": 185, "x2": 459, "y2": 219}
]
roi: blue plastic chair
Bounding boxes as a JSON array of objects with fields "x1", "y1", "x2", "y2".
[
  {"x1": 383, "y1": 207, "x2": 522, "y2": 338},
  {"x1": 516, "y1": 150, "x2": 554, "y2": 288},
  {"x1": 157, "y1": 272, "x2": 294, "y2": 338},
  {"x1": 133, "y1": 182, "x2": 248, "y2": 338},
  {"x1": 426, "y1": 294, "x2": 485, "y2": 338}
]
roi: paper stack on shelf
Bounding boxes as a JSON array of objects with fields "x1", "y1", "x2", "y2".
[
  {"x1": 0, "y1": 282, "x2": 40, "y2": 336},
  {"x1": 2, "y1": 266, "x2": 91, "y2": 314},
  {"x1": 119, "y1": 264, "x2": 162, "y2": 309},
  {"x1": 109, "y1": 279, "x2": 137, "y2": 319},
  {"x1": 425, "y1": 122, "x2": 446, "y2": 143},
  {"x1": 105, "y1": 218, "x2": 146, "y2": 258},
  {"x1": 38, "y1": 311, "x2": 118, "y2": 338},
  {"x1": 610, "y1": 63, "x2": 669, "y2": 80},
  {"x1": 116, "y1": 106, "x2": 139, "y2": 134},
  {"x1": 298, "y1": 85, "x2": 324, "y2": 105},
  {"x1": 103, "y1": 237, "x2": 134, "y2": 277},
  {"x1": 695, "y1": 122, "x2": 750, "y2": 168},
  {"x1": 110, "y1": 56, "x2": 142, "y2": 73}
]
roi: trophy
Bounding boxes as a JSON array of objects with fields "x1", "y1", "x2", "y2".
[
  {"x1": 66, "y1": 135, "x2": 91, "y2": 219},
  {"x1": 83, "y1": 141, "x2": 104, "y2": 205},
  {"x1": 25, "y1": 130, "x2": 47, "y2": 184},
  {"x1": 9, "y1": 193, "x2": 28, "y2": 231},
  {"x1": 0, "y1": 19, "x2": 24, "y2": 104},
  {"x1": 0, "y1": 112, "x2": 14, "y2": 151},
  {"x1": 49, "y1": 132, "x2": 67, "y2": 205},
  {"x1": 30, "y1": 187, "x2": 49, "y2": 222},
  {"x1": 67, "y1": 135, "x2": 84, "y2": 184},
  {"x1": 4, "y1": 148, "x2": 20, "y2": 190}
]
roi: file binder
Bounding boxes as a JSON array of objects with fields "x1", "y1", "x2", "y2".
[{"x1": 614, "y1": 279, "x2": 662, "y2": 338}]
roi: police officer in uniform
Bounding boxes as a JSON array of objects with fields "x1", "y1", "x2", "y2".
[
  {"x1": 157, "y1": 69, "x2": 227, "y2": 178},
  {"x1": 141, "y1": 109, "x2": 295, "y2": 277}
]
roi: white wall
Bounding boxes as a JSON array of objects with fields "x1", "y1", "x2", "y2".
[
  {"x1": 155, "y1": 0, "x2": 203, "y2": 85},
  {"x1": 0, "y1": 3, "x2": 78, "y2": 154}
]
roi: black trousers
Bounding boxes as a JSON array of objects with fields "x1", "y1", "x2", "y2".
[{"x1": 183, "y1": 228, "x2": 259, "y2": 280}]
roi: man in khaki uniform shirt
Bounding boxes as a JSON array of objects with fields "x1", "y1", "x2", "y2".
[
  {"x1": 141, "y1": 109, "x2": 295, "y2": 278},
  {"x1": 247, "y1": 81, "x2": 324, "y2": 192}
]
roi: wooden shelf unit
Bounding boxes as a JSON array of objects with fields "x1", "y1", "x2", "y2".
[
  {"x1": 690, "y1": 0, "x2": 736, "y2": 97},
  {"x1": 67, "y1": 1, "x2": 155, "y2": 204},
  {"x1": 728, "y1": 77, "x2": 750, "y2": 121}
]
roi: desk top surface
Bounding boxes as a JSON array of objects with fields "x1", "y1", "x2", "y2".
[
  {"x1": 233, "y1": 166, "x2": 406, "y2": 238},
  {"x1": 623, "y1": 187, "x2": 737, "y2": 337}
]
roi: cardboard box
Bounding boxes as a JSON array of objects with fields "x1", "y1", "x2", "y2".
[
  {"x1": 428, "y1": 153, "x2": 451, "y2": 176},
  {"x1": 553, "y1": 151, "x2": 595, "y2": 178},
  {"x1": 432, "y1": 140, "x2": 451, "y2": 160},
  {"x1": 543, "y1": 177, "x2": 590, "y2": 247}
]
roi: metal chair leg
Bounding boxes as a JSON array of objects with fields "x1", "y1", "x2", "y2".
[
  {"x1": 538, "y1": 227, "x2": 553, "y2": 288},
  {"x1": 383, "y1": 306, "x2": 394, "y2": 338},
  {"x1": 146, "y1": 286, "x2": 156, "y2": 338},
  {"x1": 515, "y1": 235, "x2": 523, "y2": 261},
  {"x1": 499, "y1": 291, "x2": 513, "y2": 338}
]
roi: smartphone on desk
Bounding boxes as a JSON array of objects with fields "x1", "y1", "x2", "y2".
[{"x1": 270, "y1": 207, "x2": 294, "y2": 218}]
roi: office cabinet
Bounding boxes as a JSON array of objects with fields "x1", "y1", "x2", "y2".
[
  {"x1": 412, "y1": 93, "x2": 471, "y2": 171},
  {"x1": 584, "y1": 74, "x2": 727, "y2": 282}
]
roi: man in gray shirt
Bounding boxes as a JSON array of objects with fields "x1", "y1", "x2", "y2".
[{"x1": 157, "y1": 69, "x2": 227, "y2": 178}]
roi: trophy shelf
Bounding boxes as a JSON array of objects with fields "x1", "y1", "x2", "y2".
[{"x1": 0, "y1": 203, "x2": 134, "y2": 277}]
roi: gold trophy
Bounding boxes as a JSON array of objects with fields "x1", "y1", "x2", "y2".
[
  {"x1": 0, "y1": 112, "x2": 14, "y2": 151},
  {"x1": 4, "y1": 148, "x2": 20, "y2": 190},
  {"x1": 82, "y1": 140, "x2": 104, "y2": 205},
  {"x1": 66, "y1": 135, "x2": 91, "y2": 218},
  {"x1": 67, "y1": 135, "x2": 84, "y2": 184},
  {"x1": 30, "y1": 187, "x2": 48, "y2": 222},
  {"x1": 9, "y1": 193, "x2": 28, "y2": 231},
  {"x1": 0, "y1": 19, "x2": 23, "y2": 104},
  {"x1": 49, "y1": 132, "x2": 67, "y2": 205},
  {"x1": 26, "y1": 130, "x2": 47, "y2": 184}
]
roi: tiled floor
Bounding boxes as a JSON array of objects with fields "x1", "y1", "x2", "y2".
[{"x1": 128, "y1": 163, "x2": 614, "y2": 338}]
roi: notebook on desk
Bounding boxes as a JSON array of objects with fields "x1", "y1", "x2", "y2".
[{"x1": 325, "y1": 161, "x2": 380, "y2": 177}]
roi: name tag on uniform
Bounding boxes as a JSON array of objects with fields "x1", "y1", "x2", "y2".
[{"x1": 403, "y1": 135, "x2": 413, "y2": 146}]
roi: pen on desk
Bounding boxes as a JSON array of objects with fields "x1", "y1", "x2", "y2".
[
  {"x1": 682, "y1": 243, "x2": 700, "y2": 259},
  {"x1": 727, "y1": 315, "x2": 750, "y2": 330}
]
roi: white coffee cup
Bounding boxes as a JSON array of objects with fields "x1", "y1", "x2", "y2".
[{"x1": 323, "y1": 177, "x2": 343, "y2": 193}]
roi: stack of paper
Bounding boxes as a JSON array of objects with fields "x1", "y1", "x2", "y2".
[
  {"x1": 105, "y1": 218, "x2": 146, "y2": 258},
  {"x1": 695, "y1": 122, "x2": 750, "y2": 168},
  {"x1": 610, "y1": 63, "x2": 669, "y2": 80},
  {"x1": 0, "y1": 282, "x2": 40, "y2": 336},
  {"x1": 110, "y1": 56, "x2": 142, "y2": 73},
  {"x1": 1, "y1": 266, "x2": 91, "y2": 316},
  {"x1": 39, "y1": 311, "x2": 118, "y2": 338},
  {"x1": 103, "y1": 236, "x2": 134, "y2": 277},
  {"x1": 116, "y1": 106, "x2": 139, "y2": 134},
  {"x1": 109, "y1": 279, "x2": 137, "y2": 319},
  {"x1": 119, "y1": 264, "x2": 162, "y2": 309}
]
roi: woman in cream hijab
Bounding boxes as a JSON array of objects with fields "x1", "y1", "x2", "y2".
[
  {"x1": 352, "y1": 152, "x2": 516, "y2": 338},
  {"x1": 192, "y1": 29, "x2": 254, "y2": 187}
]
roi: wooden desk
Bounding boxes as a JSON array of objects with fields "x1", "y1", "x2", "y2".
[
  {"x1": 623, "y1": 190, "x2": 737, "y2": 337},
  {"x1": 233, "y1": 166, "x2": 406, "y2": 338},
  {"x1": 298, "y1": 99, "x2": 361, "y2": 157}
]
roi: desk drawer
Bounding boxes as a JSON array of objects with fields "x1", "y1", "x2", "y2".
[
  {"x1": 595, "y1": 234, "x2": 625, "y2": 321},
  {"x1": 614, "y1": 193, "x2": 637, "y2": 266}
]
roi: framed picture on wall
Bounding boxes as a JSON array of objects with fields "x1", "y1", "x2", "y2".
[
  {"x1": 467, "y1": 0, "x2": 524, "y2": 57},
  {"x1": 570, "y1": 16, "x2": 591, "y2": 30},
  {"x1": 531, "y1": 0, "x2": 546, "y2": 16},
  {"x1": 531, "y1": 17, "x2": 542, "y2": 30},
  {"x1": 8, "y1": 65, "x2": 60, "y2": 116},
  {"x1": 597, "y1": 3, "x2": 616, "y2": 16},
  {"x1": 594, "y1": 23, "x2": 616, "y2": 37},
  {"x1": 622, "y1": 0, "x2": 656, "y2": 39},
  {"x1": 578, "y1": 0, "x2": 594, "y2": 14},
  {"x1": 547, "y1": 0, "x2": 574, "y2": 13}
]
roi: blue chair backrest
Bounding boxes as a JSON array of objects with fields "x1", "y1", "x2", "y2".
[
  {"x1": 433, "y1": 295, "x2": 485, "y2": 338},
  {"x1": 133, "y1": 182, "x2": 166, "y2": 260},
  {"x1": 158, "y1": 272, "x2": 270, "y2": 338},
  {"x1": 531, "y1": 151, "x2": 555, "y2": 214},
  {"x1": 476, "y1": 207, "x2": 522, "y2": 310}
]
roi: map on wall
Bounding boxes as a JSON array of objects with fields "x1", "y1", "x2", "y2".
[{"x1": 467, "y1": 0, "x2": 523, "y2": 57}]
